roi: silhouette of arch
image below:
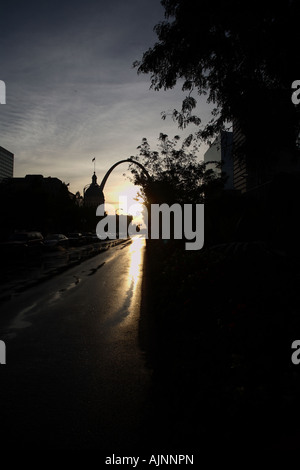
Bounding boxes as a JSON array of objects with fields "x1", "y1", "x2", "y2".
[{"x1": 99, "y1": 158, "x2": 151, "y2": 192}]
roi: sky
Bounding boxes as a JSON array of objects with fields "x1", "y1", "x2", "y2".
[{"x1": 0, "y1": 0, "x2": 211, "y2": 209}]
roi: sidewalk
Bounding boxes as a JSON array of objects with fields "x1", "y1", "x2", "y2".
[{"x1": 0, "y1": 238, "x2": 128, "y2": 303}]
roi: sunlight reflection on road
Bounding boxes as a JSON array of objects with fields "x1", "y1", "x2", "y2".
[
  {"x1": 128, "y1": 235, "x2": 145, "y2": 293},
  {"x1": 101, "y1": 235, "x2": 146, "y2": 329},
  {"x1": 121, "y1": 235, "x2": 145, "y2": 324}
]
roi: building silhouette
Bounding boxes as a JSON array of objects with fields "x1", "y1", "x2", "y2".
[
  {"x1": 84, "y1": 172, "x2": 104, "y2": 207},
  {"x1": 204, "y1": 131, "x2": 234, "y2": 189},
  {"x1": 2, "y1": 174, "x2": 69, "y2": 194},
  {"x1": 233, "y1": 113, "x2": 300, "y2": 196},
  {"x1": 0, "y1": 145, "x2": 14, "y2": 182},
  {"x1": 0, "y1": 174, "x2": 76, "y2": 237}
]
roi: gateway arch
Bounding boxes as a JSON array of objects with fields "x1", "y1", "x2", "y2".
[
  {"x1": 99, "y1": 158, "x2": 151, "y2": 196},
  {"x1": 84, "y1": 158, "x2": 151, "y2": 207}
]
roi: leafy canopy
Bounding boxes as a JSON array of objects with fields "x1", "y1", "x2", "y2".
[
  {"x1": 128, "y1": 133, "x2": 223, "y2": 205},
  {"x1": 134, "y1": 0, "x2": 299, "y2": 149}
]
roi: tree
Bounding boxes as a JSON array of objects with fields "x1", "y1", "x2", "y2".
[
  {"x1": 129, "y1": 133, "x2": 223, "y2": 205},
  {"x1": 134, "y1": 0, "x2": 300, "y2": 167}
]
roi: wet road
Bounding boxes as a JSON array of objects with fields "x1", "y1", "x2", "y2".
[{"x1": 0, "y1": 235, "x2": 152, "y2": 449}]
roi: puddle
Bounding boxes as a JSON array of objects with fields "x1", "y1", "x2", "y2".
[
  {"x1": 3, "y1": 302, "x2": 37, "y2": 339},
  {"x1": 88, "y1": 262, "x2": 105, "y2": 276},
  {"x1": 49, "y1": 276, "x2": 81, "y2": 303}
]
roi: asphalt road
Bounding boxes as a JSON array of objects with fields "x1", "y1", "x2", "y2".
[{"x1": 0, "y1": 235, "x2": 153, "y2": 450}]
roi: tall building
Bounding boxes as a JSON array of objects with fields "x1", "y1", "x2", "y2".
[
  {"x1": 204, "y1": 131, "x2": 234, "y2": 189},
  {"x1": 233, "y1": 114, "x2": 300, "y2": 196},
  {"x1": 232, "y1": 119, "x2": 247, "y2": 193},
  {"x1": 0, "y1": 146, "x2": 14, "y2": 181}
]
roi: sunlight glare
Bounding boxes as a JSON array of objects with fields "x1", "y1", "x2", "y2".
[{"x1": 128, "y1": 236, "x2": 144, "y2": 294}]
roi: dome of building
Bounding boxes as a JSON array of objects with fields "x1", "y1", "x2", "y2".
[{"x1": 84, "y1": 172, "x2": 104, "y2": 207}]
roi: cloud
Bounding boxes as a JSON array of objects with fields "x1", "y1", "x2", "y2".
[{"x1": 0, "y1": 0, "x2": 212, "y2": 197}]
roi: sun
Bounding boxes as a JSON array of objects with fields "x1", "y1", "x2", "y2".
[
  {"x1": 106, "y1": 181, "x2": 145, "y2": 222},
  {"x1": 118, "y1": 185, "x2": 144, "y2": 219}
]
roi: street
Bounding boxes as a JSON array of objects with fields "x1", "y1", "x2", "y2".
[{"x1": 0, "y1": 235, "x2": 153, "y2": 449}]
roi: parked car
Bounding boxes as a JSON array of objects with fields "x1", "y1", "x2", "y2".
[
  {"x1": 44, "y1": 234, "x2": 69, "y2": 250},
  {"x1": 67, "y1": 232, "x2": 85, "y2": 246},
  {"x1": 90, "y1": 233, "x2": 101, "y2": 243},
  {"x1": 0, "y1": 231, "x2": 44, "y2": 258},
  {"x1": 82, "y1": 232, "x2": 100, "y2": 244},
  {"x1": 82, "y1": 232, "x2": 93, "y2": 244}
]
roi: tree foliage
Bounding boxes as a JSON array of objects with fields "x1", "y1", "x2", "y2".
[
  {"x1": 129, "y1": 133, "x2": 223, "y2": 205},
  {"x1": 134, "y1": 0, "x2": 300, "y2": 159}
]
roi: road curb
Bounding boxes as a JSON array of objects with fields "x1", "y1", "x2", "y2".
[{"x1": 0, "y1": 237, "x2": 129, "y2": 303}]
